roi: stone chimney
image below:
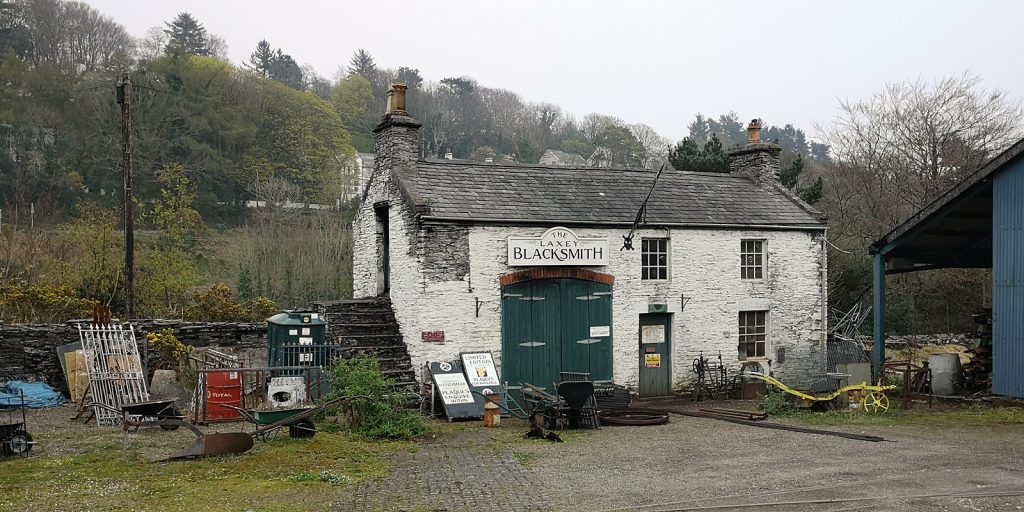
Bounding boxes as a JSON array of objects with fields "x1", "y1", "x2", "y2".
[
  {"x1": 444, "y1": 148, "x2": 453, "y2": 160},
  {"x1": 373, "y1": 82, "x2": 421, "y2": 172},
  {"x1": 728, "y1": 118, "x2": 781, "y2": 184}
]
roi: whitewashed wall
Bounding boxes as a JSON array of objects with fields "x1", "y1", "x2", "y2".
[{"x1": 355, "y1": 183, "x2": 828, "y2": 389}]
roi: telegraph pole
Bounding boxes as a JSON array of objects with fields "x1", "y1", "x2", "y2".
[{"x1": 117, "y1": 73, "x2": 135, "y2": 319}]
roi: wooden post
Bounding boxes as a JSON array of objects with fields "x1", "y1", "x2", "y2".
[{"x1": 118, "y1": 73, "x2": 135, "y2": 319}]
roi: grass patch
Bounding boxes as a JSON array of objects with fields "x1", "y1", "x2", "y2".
[
  {"x1": 512, "y1": 451, "x2": 535, "y2": 466},
  {"x1": 780, "y1": 406, "x2": 1024, "y2": 428},
  {"x1": 0, "y1": 429, "x2": 412, "y2": 511}
]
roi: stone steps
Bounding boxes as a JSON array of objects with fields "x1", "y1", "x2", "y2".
[{"x1": 311, "y1": 298, "x2": 415, "y2": 393}]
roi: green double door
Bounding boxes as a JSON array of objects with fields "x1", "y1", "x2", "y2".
[{"x1": 501, "y1": 279, "x2": 613, "y2": 391}]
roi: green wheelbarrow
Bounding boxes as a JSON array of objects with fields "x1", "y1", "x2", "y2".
[{"x1": 218, "y1": 404, "x2": 317, "y2": 440}]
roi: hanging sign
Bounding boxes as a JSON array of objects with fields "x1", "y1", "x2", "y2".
[
  {"x1": 645, "y1": 353, "x2": 662, "y2": 368},
  {"x1": 507, "y1": 226, "x2": 608, "y2": 266},
  {"x1": 461, "y1": 352, "x2": 500, "y2": 387}
]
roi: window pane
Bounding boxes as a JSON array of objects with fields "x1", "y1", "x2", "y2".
[
  {"x1": 642, "y1": 268, "x2": 649, "y2": 280},
  {"x1": 641, "y1": 239, "x2": 649, "y2": 251}
]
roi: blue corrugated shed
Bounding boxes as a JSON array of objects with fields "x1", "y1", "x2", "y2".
[{"x1": 993, "y1": 157, "x2": 1024, "y2": 398}]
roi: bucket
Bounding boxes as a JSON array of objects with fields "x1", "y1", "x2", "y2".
[{"x1": 929, "y1": 353, "x2": 963, "y2": 395}]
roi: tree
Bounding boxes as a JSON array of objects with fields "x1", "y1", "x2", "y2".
[
  {"x1": 818, "y1": 74, "x2": 1022, "y2": 332},
  {"x1": 247, "y1": 39, "x2": 273, "y2": 77},
  {"x1": 331, "y1": 74, "x2": 374, "y2": 129},
  {"x1": 668, "y1": 134, "x2": 729, "y2": 173},
  {"x1": 629, "y1": 123, "x2": 671, "y2": 168},
  {"x1": 164, "y1": 12, "x2": 209, "y2": 56},
  {"x1": 347, "y1": 48, "x2": 376, "y2": 78},
  {"x1": 393, "y1": 66, "x2": 423, "y2": 89},
  {"x1": 778, "y1": 154, "x2": 822, "y2": 204},
  {"x1": 268, "y1": 50, "x2": 302, "y2": 89}
]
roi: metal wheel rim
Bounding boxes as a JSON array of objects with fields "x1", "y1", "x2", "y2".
[{"x1": 862, "y1": 392, "x2": 889, "y2": 413}]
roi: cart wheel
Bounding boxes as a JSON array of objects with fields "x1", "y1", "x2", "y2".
[
  {"x1": 289, "y1": 419, "x2": 316, "y2": 439},
  {"x1": 5, "y1": 430, "x2": 33, "y2": 456},
  {"x1": 159, "y1": 408, "x2": 183, "y2": 431},
  {"x1": 862, "y1": 392, "x2": 890, "y2": 413}
]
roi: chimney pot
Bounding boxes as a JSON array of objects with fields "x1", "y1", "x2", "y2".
[
  {"x1": 747, "y1": 118, "x2": 762, "y2": 144},
  {"x1": 444, "y1": 149, "x2": 453, "y2": 160},
  {"x1": 386, "y1": 82, "x2": 408, "y2": 115}
]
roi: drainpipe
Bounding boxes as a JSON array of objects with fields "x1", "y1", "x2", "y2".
[{"x1": 872, "y1": 253, "x2": 886, "y2": 380}]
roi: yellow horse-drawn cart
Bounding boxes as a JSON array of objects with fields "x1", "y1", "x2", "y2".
[{"x1": 744, "y1": 372, "x2": 897, "y2": 413}]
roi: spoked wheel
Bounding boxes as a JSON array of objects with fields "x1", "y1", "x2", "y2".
[
  {"x1": 862, "y1": 392, "x2": 890, "y2": 413},
  {"x1": 5, "y1": 430, "x2": 33, "y2": 456}
]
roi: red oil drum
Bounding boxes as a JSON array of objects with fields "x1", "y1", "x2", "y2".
[{"x1": 205, "y1": 370, "x2": 243, "y2": 422}]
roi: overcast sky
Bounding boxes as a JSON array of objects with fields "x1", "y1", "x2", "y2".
[{"x1": 85, "y1": 0, "x2": 1023, "y2": 141}]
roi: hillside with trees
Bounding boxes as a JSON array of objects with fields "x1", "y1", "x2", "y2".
[{"x1": 1, "y1": 0, "x2": 1020, "y2": 333}]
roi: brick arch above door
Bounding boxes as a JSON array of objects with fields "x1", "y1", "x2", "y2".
[{"x1": 498, "y1": 268, "x2": 615, "y2": 287}]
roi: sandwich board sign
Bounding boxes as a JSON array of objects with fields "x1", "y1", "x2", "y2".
[
  {"x1": 429, "y1": 361, "x2": 478, "y2": 420},
  {"x1": 460, "y1": 352, "x2": 507, "y2": 417}
]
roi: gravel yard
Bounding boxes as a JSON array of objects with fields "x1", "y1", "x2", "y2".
[
  {"x1": 4, "y1": 402, "x2": 1024, "y2": 511},
  {"x1": 513, "y1": 401, "x2": 1024, "y2": 512}
]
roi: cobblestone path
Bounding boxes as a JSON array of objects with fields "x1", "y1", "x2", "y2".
[{"x1": 341, "y1": 429, "x2": 551, "y2": 512}]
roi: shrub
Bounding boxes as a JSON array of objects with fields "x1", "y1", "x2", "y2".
[
  {"x1": 183, "y1": 283, "x2": 277, "y2": 322},
  {"x1": 145, "y1": 327, "x2": 192, "y2": 369},
  {"x1": 326, "y1": 355, "x2": 429, "y2": 440},
  {"x1": 760, "y1": 388, "x2": 798, "y2": 416},
  {"x1": 0, "y1": 280, "x2": 97, "y2": 323}
]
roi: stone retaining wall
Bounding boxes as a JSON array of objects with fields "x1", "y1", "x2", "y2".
[{"x1": 0, "y1": 320, "x2": 268, "y2": 392}]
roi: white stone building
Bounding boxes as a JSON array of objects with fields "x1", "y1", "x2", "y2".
[{"x1": 353, "y1": 85, "x2": 828, "y2": 396}]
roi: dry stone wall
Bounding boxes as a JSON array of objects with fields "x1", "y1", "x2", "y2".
[{"x1": 0, "y1": 320, "x2": 267, "y2": 392}]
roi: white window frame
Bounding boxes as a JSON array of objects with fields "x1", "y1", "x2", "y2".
[
  {"x1": 738, "y1": 310, "x2": 768, "y2": 360},
  {"x1": 740, "y1": 239, "x2": 765, "y2": 280},
  {"x1": 641, "y1": 237, "x2": 670, "y2": 281}
]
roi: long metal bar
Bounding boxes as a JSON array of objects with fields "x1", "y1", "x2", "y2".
[{"x1": 669, "y1": 410, "x2": 887, "y2": 442}]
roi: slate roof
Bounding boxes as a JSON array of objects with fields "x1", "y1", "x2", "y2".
[{"x1": 392, "y1": 160, "x2": 825, "y2": 229}]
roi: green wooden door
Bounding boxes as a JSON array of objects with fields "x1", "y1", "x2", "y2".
[
  {"x1": 639, "y1": 313, "x2": 672, "y2": 397},
  {"x1": 501, "y1": 280, "x2": 562, "y2": 392},
  {"x1": 502, "y1": 278, "x2": 613, "y2": 392}
]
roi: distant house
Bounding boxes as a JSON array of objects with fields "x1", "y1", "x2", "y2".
[
  {"x1": 539, "y1": 149, "x2": 585, "y2": 167},
  {"x1": 357, "y1": 153, "x2": 375, "y2": 195},
  {"x1": 587, "y1": 147, "x2": 613, "y2": 168}
]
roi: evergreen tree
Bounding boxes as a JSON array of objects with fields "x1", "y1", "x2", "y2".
[
  {"x1": 393, "y1": 66, "x2": 423, "y2": 89},
  {"x1": 247, "y1": 39, "x2": 274, "y2": 77},
  {"x1": 668, "y1": 134, "x2": 729, "y2": 173},
  {"x1": 347, "y1": 48, "x2": 376, "y2": 78},
  {"x1": 164, "y1": 12, "x2": 210, "y2": 56},
  {"x1": 778, "y1": 154, "x2": 823, "y2": 204},
  {"x1": 268, "y1": 50, "x2": 303, "y2": 89}
]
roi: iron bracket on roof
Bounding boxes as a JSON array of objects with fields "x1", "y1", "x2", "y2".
[{"x1": 621, "y1": 164, "x2": 666, "y2": 251}]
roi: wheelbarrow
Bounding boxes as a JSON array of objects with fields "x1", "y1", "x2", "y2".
[
  {"x1": 743, "y1": 372, "x2": 897, "y2": 412},
  {"x1": 217, "y1": 404, "x2": 318, "y2": 440},
  {"x1": 87, "y1": 400, "x2": 254, "y2": 461},
  {"x1": 1, "y1": 390, "x2": 34, "y2": 458}
]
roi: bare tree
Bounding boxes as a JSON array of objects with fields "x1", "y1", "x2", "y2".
[
  {"x1": 17, "y1": 0, "x2": 132, "y2": 70},
  {"x1": 821, "y1": 74, "x2": 1023, "y2": 220},
  {"x1": 629, "y1": 122, "x2": 672, "y2": 168}
]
